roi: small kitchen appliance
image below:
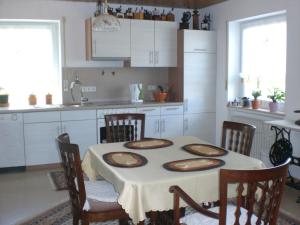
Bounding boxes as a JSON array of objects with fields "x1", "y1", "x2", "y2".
[{"x1": 129, "y1": 83, "x2": 144, "y2": 103}]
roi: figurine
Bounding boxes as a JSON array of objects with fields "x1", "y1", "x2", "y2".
[
  {"x1": 201, "y1": 14, "x2": 211, "y2": 30},
  {"x1": 180, "y1": 11, "x2": 191, "y2": 29},
  {"x1": 192, "y1": 9, "x2": 200, "y2": 30}
]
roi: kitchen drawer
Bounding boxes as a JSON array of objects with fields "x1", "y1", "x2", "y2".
[
  {"x1": 23, "y1": 111, "x2": 60, "y2": 123},
  {"x1": 161, "y1": 105, "x2": 183, "y2": 115},
  {"x1": 136, "y1": 107, "x2": 160, "y2": 116},
  {"x1": 61, "y1": 110, "x2": 96, "y2": 121},
  {"x1": 97, "y1": 108, "x2": 136, "y2": 118},
  {"x1": 0, "y1": 113, "x2": 23, "y2": 122}
]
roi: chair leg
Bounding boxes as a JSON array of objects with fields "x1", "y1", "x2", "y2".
[
  {"x1": 72, "y1": 215, "x2": 80, "y2": 225},
  {"x1": 119, "y1": 218, "x2": 129, "y2": 225},
  {"x1": 81, "y1": 218, "x2": 89, "y2": 225}
]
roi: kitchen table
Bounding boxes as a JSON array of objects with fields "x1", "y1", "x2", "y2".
[{"x1": 81, "y1": 136, "x2": 265, "y2": 224}]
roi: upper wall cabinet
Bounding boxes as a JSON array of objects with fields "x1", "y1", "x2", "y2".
[
  {"x1": 130, "y1": 20, "x2": 178, "y2": 67},
  {"x1": 85, "y1": 18, "x2": 131, "y2": 60},
  {"x1": 183, "y1": 30, "x2": 216, "y2": 53}
]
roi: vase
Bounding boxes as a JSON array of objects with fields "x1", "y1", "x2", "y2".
[
  {"x1": 251, "y1": 100, "x2": 260, "y2": 109},
  {"x1": 269, "y1": 102, "x2": 279, "y2": 113}
]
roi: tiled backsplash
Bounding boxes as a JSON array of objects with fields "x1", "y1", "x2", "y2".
[{"x1": 62, "y1": 67, "x2": 168, "y2": 104}]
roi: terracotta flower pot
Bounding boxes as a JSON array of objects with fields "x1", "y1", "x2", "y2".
[
  {"x1": 269, "y1": 102, "x2": 279, "y2": 113},
  {"x1": 153, "y1": 92, "x2": 168, "y2": 102},
  {"x1": 251, "y1": 100, "x2": 260, "y2": 109}
]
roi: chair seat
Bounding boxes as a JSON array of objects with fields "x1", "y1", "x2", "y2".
[
  {"x1": 180, "y1": 204, "x2": 259, "y2": 225},
  {"x1": 83, "y1": 180, "x2": 119, "y2": 211}
]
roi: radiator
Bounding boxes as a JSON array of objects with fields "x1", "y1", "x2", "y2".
[{"x1": 230, "y1": 116, "x2": 275, "y2": 167}]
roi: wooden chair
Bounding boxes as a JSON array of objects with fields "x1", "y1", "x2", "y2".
[
  {"x1": 56, "y1": 133, "x2": 129, "y2": 225},
  {"x1": 170, "y1": 159, "x2": 290, "y2": 225},
  {"x1": 221, "y1": 121, "x2": 256, "y2": 156},
  {"x1": 105, "y1": 113, "x2": 145, "y2": 143}
]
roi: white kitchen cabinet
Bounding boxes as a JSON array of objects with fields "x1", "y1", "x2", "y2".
[
  {"x1": 154, "y1": 21, "x2": 178, "y2": 67},
  {"x1": 183, "y1": 30, "x2": 216, "y2": 53},
  {"x1": 184, "y1": 52, "x2": 216, "y2": 114},
  {"x1": 24, "y1": 111, "x2": 61, "y2": 166},
  {"x1": 184, "y1": 113, "x2": 216, "y2": 144},
  {"x1": 24, "y1": 122, "x2": 61, "y2": 165},
  {"x1": 160, "y1": 106, "x2": 184, "y2": 138},
  {"x1": 0, "y1": 113, "x2": 25, "y2": 168},
  {"x1": 131, "y1": 20, "x2": 177, "y2": 67},
  {"x1": 61, "y1": 110, "x2": 97, "y2": 157},
  {"x1": 136, "y1": 107, "x2": 161, "y2": 138},
  {"x1": 86, "y1": 18, "x2": 131, "y2": 60}
]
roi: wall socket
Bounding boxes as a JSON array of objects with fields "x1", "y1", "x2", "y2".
[{"x1": 81, "y1": 86, "x2": 97, "y2": 92}]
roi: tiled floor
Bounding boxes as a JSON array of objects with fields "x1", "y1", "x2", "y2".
[{"x1": 0, "y1": 169, "x2": 299, "y2": 225}]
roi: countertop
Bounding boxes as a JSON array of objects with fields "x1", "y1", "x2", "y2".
[{"x1": 0, "y1": 101, "x2": 184, "y2": 114}]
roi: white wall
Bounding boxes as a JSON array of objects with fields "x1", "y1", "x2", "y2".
[{"x1": 201, "y1": 0, "x2": 300, "y2": 143}]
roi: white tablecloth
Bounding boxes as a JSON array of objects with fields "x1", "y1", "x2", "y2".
[{"x1": 81, "y1": 136, "x2": 265, "y2": 224}]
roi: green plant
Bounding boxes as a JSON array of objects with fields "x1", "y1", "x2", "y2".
[
  {"x1": 251, "y1": 90, "x2": 261, "y2": 100},
  {"x1": 267, "y1": 88, "x2": 285, "y2": 103}
]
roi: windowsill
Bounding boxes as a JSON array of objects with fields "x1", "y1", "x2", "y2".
[{"x1": 228, "y1": 105, "x2": 285, "y2": 119}]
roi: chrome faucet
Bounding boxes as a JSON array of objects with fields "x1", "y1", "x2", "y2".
[{"x1": 70, "y1": 75, "x2": 88, "y2": 104}]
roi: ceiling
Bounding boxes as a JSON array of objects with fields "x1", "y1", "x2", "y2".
[{"x1": 62, "y1": 0, "x2": 227, "y2": 9}]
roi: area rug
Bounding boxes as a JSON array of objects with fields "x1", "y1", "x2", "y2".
[
  {"x1": 48, "y1": 171, "x2": 68, "y2": 191},
  {"x1": 17, "y1": 200, "x2": 299, "y2": 225}
]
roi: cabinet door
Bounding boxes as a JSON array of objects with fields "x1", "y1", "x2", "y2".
[
  {"x1": 184, "y1": 113, "x2": 216, "y2": 144},
  {"x1": 161, "y1": 115, "x2": 183, "y2": 138},
  {"x1": 184, "y1": 53, "x2": 216, "y2": 114},
  {"x1": 24, "y1": 122, "x2": 61, "y2": 166},
  {"x1": 131, "y1": 20, "x2": 155, "y2": 67},
  {"x1": 144, "y1": 115, "x2": 160, "y2": 139},
  {"x1": 154, "y1": 21, "x2": 178, "y2": 67},
  {"x1": 184, "y1": 30, "x2": 216, "y2": 53},
  {"x1": 62, "y1": 120, "x2": 97, "y2": 158},
  {"x1": 0, "y1": 114, "x2": 25, "y2": 168},
  {"x1": 92, "y1": 19, "x2": 131, "y2": 59}
]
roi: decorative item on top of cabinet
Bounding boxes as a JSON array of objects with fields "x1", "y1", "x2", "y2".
[
  {"x1": 251, "y1": 89, "x2": 261, "y2": 109},
  {"x1": 201, "y1": 14, "x2": 211, "y2": 30},
  {"x1": 179, "y1": 11, "x2": 191, "y2": 29},
  {"x1": 192, "y1": 9, "x2": 200, "y2": 30},
  {"x1": 166, "y1": 8, "x2": 175, "y2": 21}
]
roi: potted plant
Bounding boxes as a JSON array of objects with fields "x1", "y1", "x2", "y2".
[
  {"x1": 267, "y1": 88, "x2": 285, "y2": 113},
  {"x1": 251, "y1": 90, "x2": 261, "y2": 109},
  {"x1": 153, "y1": 85, "x2": 168, "y2": 102}
]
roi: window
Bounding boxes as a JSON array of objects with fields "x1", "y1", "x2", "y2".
[
  {"x1": 240, "y1": 14, "x2": 286, "y2": 100},
  {"x1": 0, "y1": 20, "x2": 61, "y2": 106}
]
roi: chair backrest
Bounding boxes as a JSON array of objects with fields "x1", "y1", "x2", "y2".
[
  {"x1": 105, "y1": 113, "x2": 145, "y2": 143},
  {"x1": 219, "y1": 159, "x2": 290, "y2": 225},
  {"x1": 56, "y1": 133, "x2": 86, "y2": 216},
  {"x1": 221, "y1": 121, "x2": 256, "y2": 156}
]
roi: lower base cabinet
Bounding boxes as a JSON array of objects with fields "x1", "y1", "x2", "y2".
[
  {"x1": 24, "y1": 122, "x2": 61, "y2": 166},
  {"x1": 184, "y1": 113, "x2": 216, "y2": 144},
  {"x1": 62, "y1": 120, "x2": 97, "y2": 158}
]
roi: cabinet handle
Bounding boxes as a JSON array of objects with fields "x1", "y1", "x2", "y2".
[
  {"x1": 194, "y1": 48, "x2": 207, "y2": 52},
  {"x1": 155, "y1": 51, "x2": 159, "y2": 64},
  {"x1": 11, "y1": 114, "x2": 18, "y2": 121},
  {"x1": 184, "y1": 118, "x2": 188, "y2": 130},
  {"x1": 142, "y1": 109, "x2": 155, "y2": 112},
  {"x1": 161, "y1": 119, "x2": 165, "y2": 132},
  {"x1": 166, "y1": 107, "x2": 179, "y2": 111},
  {"x1": 149, "y1": 51, "x2": 153, "y2": 64},
  {"x1": 155, "y1": 119, "x2": 159, "y2": 133},
  {"x1": 93, "y1": 40, "x2": 96, "y2": 55},
  {"x1": 184, "y1": 99, "x2": 188, "y2": 112}
]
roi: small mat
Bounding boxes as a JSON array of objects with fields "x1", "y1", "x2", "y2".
[{"x1": 48, "y1": 171, "x2": 68, "y2": 191}]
